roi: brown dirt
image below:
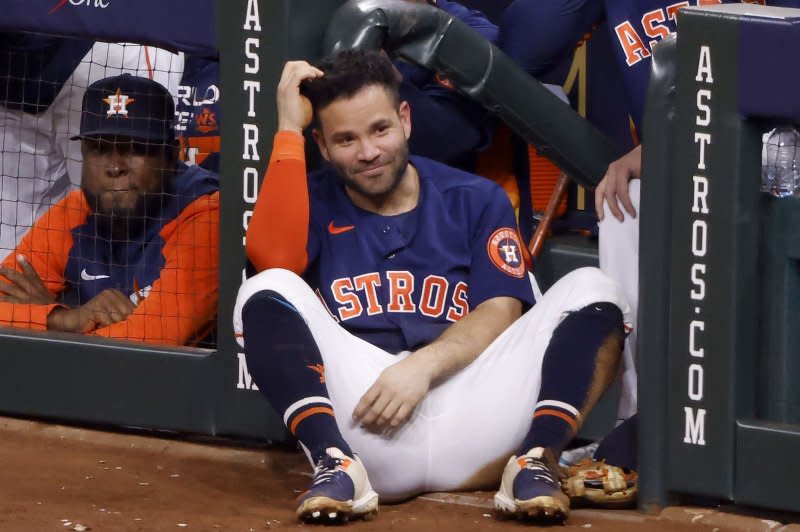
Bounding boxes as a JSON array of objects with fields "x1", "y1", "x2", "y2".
[{"x1": 0, "y1": 417, "x2": 714, "y2": 531}]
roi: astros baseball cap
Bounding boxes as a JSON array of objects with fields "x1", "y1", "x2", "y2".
[{"x1": 71, "y1": 73, "x2": 175, "y2": 143}]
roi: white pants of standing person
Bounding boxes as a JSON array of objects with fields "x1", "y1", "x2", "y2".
[{"x1": 598, "y1": 178, "x2": 641, "y2": 423}]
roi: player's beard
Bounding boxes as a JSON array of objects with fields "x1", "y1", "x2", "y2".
[
  {"x1": 83, "y1": 186, "x2": 167, "y2": 241},
  {"x1": 335, "y1": 142, "x2": 410, "y2": 202}
]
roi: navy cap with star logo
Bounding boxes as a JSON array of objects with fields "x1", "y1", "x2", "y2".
[{"x1": 71, "y1": 73, "x2": 175, "y2": 143}]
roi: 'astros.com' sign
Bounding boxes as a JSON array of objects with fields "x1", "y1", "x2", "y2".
[{"x1": 683, "y1": 44, "x2": 715, "y2": 448}]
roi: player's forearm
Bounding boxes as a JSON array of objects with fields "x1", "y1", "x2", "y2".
[
  {"x1": 246, "y1": 131, "x2": 311, "y2": 273},
  {"x1": 409, "y1": 296, "x2": 522, "y2": 386}
]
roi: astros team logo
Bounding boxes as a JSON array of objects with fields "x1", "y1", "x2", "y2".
[
  {"x1": 104, "y1": 88, "x2": 135, "y2": 118},
  {"x1": 487, "y1": 228, "x2": 526, "y2": 278}
]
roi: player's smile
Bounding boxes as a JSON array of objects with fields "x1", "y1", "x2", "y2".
[
  {"x1": 358, "y1": 163, "x2": 389, "y2": 177},
  {"x1": 314, "y1": 84, "x2": 415, "y2": 212}
]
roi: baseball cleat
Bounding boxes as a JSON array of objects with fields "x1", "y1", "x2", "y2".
[
  {"x1": 494, "y1": 447, "x2": 569, "y2": 525},
  {"x1": 296, "y1": 447, "x2": 379, "y2": 524},
  {"x1": 562, "y1": 459, "x2": 638, "y2": 508}
]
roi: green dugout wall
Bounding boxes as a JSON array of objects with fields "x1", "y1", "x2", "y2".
[{"x1": 639, "y1": 4, "x2": 800, "y2": 513}]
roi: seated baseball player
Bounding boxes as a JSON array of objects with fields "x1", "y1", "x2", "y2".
[
  {"x1": 234, "y1": 50, "x2": 631, "y2": 525},
  {"x1": 0, "y1": 73, "x2": 219, "y2": 347}
]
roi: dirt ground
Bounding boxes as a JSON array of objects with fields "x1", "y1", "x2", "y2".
[{"x1": 0, "y1": 417, "x2": 718, "y2": 531}]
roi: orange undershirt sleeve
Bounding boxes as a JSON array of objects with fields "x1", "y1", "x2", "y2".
[{"x1": 245, "y1": 131, "x2": 311, "y2": 275}]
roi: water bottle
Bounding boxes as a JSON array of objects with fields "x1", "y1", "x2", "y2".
[{"x1": 761, "y1": 126, "x2": 800, "y2": 197}]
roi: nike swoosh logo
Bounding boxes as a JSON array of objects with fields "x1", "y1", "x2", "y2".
[
  {"x1": 328, "y1": 221, "x2": 355, "y2": 235},
  {"x1": 81, "y1": 268, "x2": 110, "y2": 281}
]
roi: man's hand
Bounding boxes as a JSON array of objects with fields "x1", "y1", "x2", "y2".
[
  {"x1": 595, "y1": 145, "x2": 642, "y2": 222},
  {"x1": 353, "y1": 356, "x2": 432, "y2": 431},
  {"x1": 277, "y1": 61, "x2": 324, "y2": 133},
  {"x1": 47, "y1": 288, "x2": 136, "y2": 333},
  {"x1": 0, "y1": 255, "x2": 56, "y2": 305}
]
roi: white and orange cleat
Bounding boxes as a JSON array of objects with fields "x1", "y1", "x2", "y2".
[
  {"x1": 494, "y1": 447, "x2": 570, "y2": 525},
  {"x1": 296, "y1": 447, "x2": 379, "y2": 524}
]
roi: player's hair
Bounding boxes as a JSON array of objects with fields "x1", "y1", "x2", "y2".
[{"x1": 300, "y1": 49, "x2": 402, "y2": 115}]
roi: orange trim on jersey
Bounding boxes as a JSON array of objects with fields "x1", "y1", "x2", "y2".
[
  {"x1": 533, "y1": 409, "x2": 578, "y2": 432},
  {"x1": 289, "y1": 406, "x2": 335, "y2": 435},
  {"x1": 246, "y1": 132, "x2": 310, "y2": 274}
]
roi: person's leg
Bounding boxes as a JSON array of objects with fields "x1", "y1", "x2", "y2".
[
  {"x1": 599, "y1": 178, "x2": 641, "y2": 422},
  {"x1": 234, "y1": 269, "x2": 385, "y2": 523},
  {"x1": 516, "y1": 303, "x2": 623, "y2": 454},
  {"x1": 409, "y1": 266, "x2": 628, "y2": 523},
  {"x1": 241, "y1": 290, "x2": 352, "y2": 463},
  {"x1": 494, "y1": 296, "x2": 625, "y2": 523}
]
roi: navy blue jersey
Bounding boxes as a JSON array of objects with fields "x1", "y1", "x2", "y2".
[{"x1": 302, "y1": 155, "x2": 535, "y2": 353}]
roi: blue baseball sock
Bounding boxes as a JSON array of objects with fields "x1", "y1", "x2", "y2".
[
  {"x1": 518, "y1": 302, "x2": 624, "y2": 457},
  {"x1": 242, "y1": 290, "x2": 352, "y2": 463}
]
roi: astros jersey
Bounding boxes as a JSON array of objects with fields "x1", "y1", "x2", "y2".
[
  {"x1": 0, "y1": 163, "x2": 219, "y2": 347},
  {"x1": 501, "y1": 0, "x2": 797, "y2": 131},
  {"x1": 247, "y1": 132, "x2": 534, "y2": 354}
]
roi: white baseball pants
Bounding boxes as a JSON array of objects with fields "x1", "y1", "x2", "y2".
[{"x1": 234, "y1": 266, "x2": 629, "y2": 501}]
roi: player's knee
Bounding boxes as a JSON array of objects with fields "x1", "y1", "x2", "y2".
[
  {"x1": 240, "y1": 290, "x2": 299, "y2": 362},
  {"x1": 235, "y1": 268, "x2": 302, "y2": 312}
]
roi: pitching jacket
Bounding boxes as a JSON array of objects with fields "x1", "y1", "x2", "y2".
[{"x1": 0, "y1": 163, "x2": 219, "y2": 346}]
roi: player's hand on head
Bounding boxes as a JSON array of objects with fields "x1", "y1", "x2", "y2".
[
  {"x1": 353, "y1": 357, "x2": 432, "y2": 431},
  {"x1": 277, "y1": 60, "x2": 323, "y2": 133},
  {"x1": 595, "y1": 144, "x2": 642, "y2": 222},
  {"x1": 0, "y1": 255, "x2": 56, "y2": 305}
]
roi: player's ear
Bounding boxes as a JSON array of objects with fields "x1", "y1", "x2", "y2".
[
  {"x1": 398, "y1": 100, "x2": 411, "y2": 141},
  {"x1": 312, "y1": 128, "x2": 331, "y2": 162}
]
